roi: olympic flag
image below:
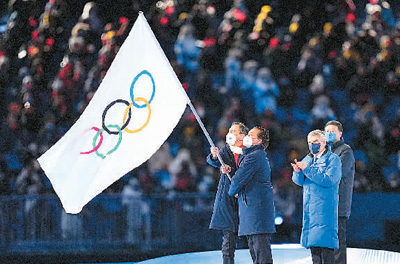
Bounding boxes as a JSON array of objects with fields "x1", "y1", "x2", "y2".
[{"x1": 38, "y1": 12, "x2": 190, "y2": 214}]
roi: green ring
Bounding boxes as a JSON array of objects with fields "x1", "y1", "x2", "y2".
[{"x1": 94, "y1": 124, "x2": 123, "y2": 159}]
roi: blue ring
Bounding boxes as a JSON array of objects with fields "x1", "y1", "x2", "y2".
[{"x1": 130, "y1": 70, "x2": 155, "y2": 108}]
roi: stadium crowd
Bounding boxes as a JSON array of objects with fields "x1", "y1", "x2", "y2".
[{"x1": 1, "y1": 0, "x2": 400, "y2": 226}]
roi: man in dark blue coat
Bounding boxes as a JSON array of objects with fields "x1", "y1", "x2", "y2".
[
  {"x1": 223, "y1": 126, "x2": 276, "y2": 264},
  {"x1": 207, "y1": 122, "x2": 248, "y2": 264},
  {"x1": 325, "y1": 121, "x2": 355, "y2": 264}
]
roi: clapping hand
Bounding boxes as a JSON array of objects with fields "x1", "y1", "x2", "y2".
[{"x1": 291, "y1": 159, "x2": 308, "y2": 172}]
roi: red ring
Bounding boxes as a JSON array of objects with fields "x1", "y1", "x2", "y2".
[{"x1": 80, "y1": 127, "x2": 104, "y2": 155}]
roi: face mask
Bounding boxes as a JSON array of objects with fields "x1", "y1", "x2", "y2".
[
  {"x1": 243, "y1": 136, "x2": 253, "y2": 148},
  {"x1": 309, "y1": 143, "x2": 321, "y2": 154},
  {"x1": 325, "y1": 132, "x2": 337, "y2": 143},
  {"x1": 226, "y1": 133, "x2": 236, "y2": 146}
]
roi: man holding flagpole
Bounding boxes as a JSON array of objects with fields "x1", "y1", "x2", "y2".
[{"x1": 206, "y1": 122, "x2": 248, "y2": 264}]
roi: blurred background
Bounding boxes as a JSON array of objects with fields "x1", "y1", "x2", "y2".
[{"x1": 0, "y1": 0, "x2": 400, "y2": 263}]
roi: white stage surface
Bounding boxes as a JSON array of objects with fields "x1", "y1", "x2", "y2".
[
  {"x1": 82, "y1": 244, "x2": 400, "y2": 264},
  {"x1": 135, "y1": 244, "x2": 400, "y2": 264}
]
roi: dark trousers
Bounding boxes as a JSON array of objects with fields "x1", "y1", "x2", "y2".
[
  {"x1": 335, "y1": 217, "x2": 348, "y2": 264},
  {"x1": 222, "y1": 230, "x2": 237, "y2": 264},
  {"x1": 246, "y1": 233, "x2": 273, "y2": 264},
  {"x1": 310, "y1": 247, "x2": 334, "y2": 264}
]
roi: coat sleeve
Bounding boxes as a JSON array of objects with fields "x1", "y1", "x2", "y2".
[
  {"x1": 206, "y1": 146, "x2": 230, "y2": 168},
  {"x1": 340, "y1": 147, "x2": 355, "y2": 179},
  {"x1": 206, "y1": 153, "x2": 221, "y2": 168},
  {"x1": 292, "y1": 170, "x2": 305, "y2": 186},
  {"x1": 302, "y1": 154, "x2": 342, "y2": 187},
  {"x1": 228, "y1": 153, "x2": 259, "y2": 196}
]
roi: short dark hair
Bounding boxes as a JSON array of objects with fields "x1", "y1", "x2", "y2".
[
  {"x1": 233, "y1": 122, "x2": 249, "y2": 135},
  {"x1": 254, "y1": 126, "x2": 270, "y2": 150},
  {"x1": 325, "y1": 120, "x2": 343, "y2": 132}
]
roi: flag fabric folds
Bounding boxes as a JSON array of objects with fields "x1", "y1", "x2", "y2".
[{"x1": 38, "y1": 12, "x2": 190, "y2": 214}]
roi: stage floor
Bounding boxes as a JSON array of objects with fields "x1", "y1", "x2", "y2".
[
  {"x1": 84, "y1": 244, "x2": 400, "y2": 264},
  {"x1": 138, "y1": 244, "x2": 310, "y2": 264},
  {"x1": 136, "y1": 244, "x2": 400, "y2": 264}
]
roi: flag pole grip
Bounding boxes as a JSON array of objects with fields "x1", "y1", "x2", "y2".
[{"x1": 187, "y1": 101, "x2": 232, "y2": 180}]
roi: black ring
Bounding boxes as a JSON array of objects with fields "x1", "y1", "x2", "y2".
[{"x1": 102, "y1": 99, "x2": 132, "y2": 135}]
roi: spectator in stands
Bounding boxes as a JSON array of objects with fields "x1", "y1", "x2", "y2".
[
  {"x1": 239, "y1": 60, "x2": 258, "y2": 109},
  {"x1": 174, "y1": 22, "x2": 201, "y2": 96},
  {"x1": 310, "y1": 95, "x2": 337, "y2": 130},
  {"x1": 122, "y1": 177, "x2": 143, "y2": 244},
  {"x1": 207, "y1": 121, "x2": 248, "y2": 264},
  {"x1": 325, "y1": 120, "x2": 355, "y2": 264},
  {"x1": 0, "y1": 164, "x2": 10, "y2": 195},
  {"x1": 169, "y1": 148, "x2": 197, "y2": 190},
  {"x1": 148, "y1": 142, "x2": 172, "y2": 175},
  {"x1": 388, "y1": 171, "x2": 400, "y2": 192},
  {"x1": 174, "y1": 161, "x2": 196, "y2": 192},
  {"x1": 224, "y1": 48, "x2": 242, "y2": 93},
  {"x1": 385, "y1": 110, "x2": 400, "y2": 154},
  {"x1": 295, "y1": 46, "x2": 323, "y2": 88},
  {"x1": 0, "y1": 102, "x2": 22, "y2": 153},
  {"x1": 137, "y1": 168, "x2": 157, "y2": 195},
  {"x1": 353, "y1": 160, "x2": 371, "y2": 193},
  {"x1": 0, "y1": 54, "x2": 10, "y2": 121},
  {"x1": 353, "y1": 102, "x2": 386, "y2": 190},
  {"x1": 253, "y1": 67, "x2": 280, "y2": 116},
  {"x1": 291, "y1": 129, "x2": 342, "y2": 264},
  {"x1": 15, "y1": 161, "x2": 43, "y2": 195}
]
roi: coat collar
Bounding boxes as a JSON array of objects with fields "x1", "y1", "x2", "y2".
[
  {"x1": 243, "y1": 144, "x2": 263, "y2": 155},
  {"x1": 330, "y1": 138, "x2": 345, "y2": 151},
  {"x1": 308, "y1": 145, "x2": 331, "y2": 160}
]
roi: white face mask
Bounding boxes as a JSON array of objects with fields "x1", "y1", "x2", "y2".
[
  {"x1": 243, "y1": 136, "x2": 253, "y2": 148},
  {"x1": 226, "y1": 133, "x2": 236, "y2": 146}
]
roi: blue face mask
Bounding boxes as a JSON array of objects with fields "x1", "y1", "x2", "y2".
[
  {"x1": 309, "y1": 143, "x2": 321, "y2": 154},
  {"x1": 325, "y1": 132, "x2": 337, "y2": 143}
]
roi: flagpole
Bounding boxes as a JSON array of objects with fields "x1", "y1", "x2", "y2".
[
  {"x1": 187, "y1": 101, "x2": 232, "y2": 181},
  {"x1": 138, "y1": 9, "x2": 231, "y2": 180}
]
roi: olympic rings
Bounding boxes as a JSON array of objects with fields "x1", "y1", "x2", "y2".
[
  {"x1": 94, "y1": 124, "x2": 122, "y2": 159},
  {"x1": 102, "y1": 99, "x2": 132, "y2": 135},
  {"x1": 80, "y1": 127, "x2": 104, "y2": 155},
  {"x1": 130, "y1": 70, "x2": 155, "y2": 108},
  {"x1": 122, "y1": 97, "x2": 151, "y2": 133},
  {"x1": 80, "y1": 70, "x2": 156, "y2": 159}
]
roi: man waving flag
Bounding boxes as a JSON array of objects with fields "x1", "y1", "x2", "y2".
[{"x1": 38, "y1": 12, "x2": 190, "y2": 214}]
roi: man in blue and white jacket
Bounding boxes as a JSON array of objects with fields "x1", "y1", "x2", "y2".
[{"x1": 291, "y1": 129, "x2": 342, "y2": 264}]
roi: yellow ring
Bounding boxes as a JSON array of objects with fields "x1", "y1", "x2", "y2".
[{"x1": 123, "y1": 97, "x2": 151, "y2": 133}]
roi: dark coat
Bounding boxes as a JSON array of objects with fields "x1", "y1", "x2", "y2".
[
  {"x1": 228, "y1": 145, "x2": 276, "y2": 236},
  {"x1": 207, "y1": 144, "x2": 239, "y2": 232},
  {"x1": 330, "y1": 139, "x2": 355, "y2": 218},
  {"x1": 292, "y1": 147, "x2": 342, "y2": 249}
]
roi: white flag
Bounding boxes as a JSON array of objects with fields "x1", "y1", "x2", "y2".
[{"x1": 38, "y1": 12, "x2": 190, "y2": 214}]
